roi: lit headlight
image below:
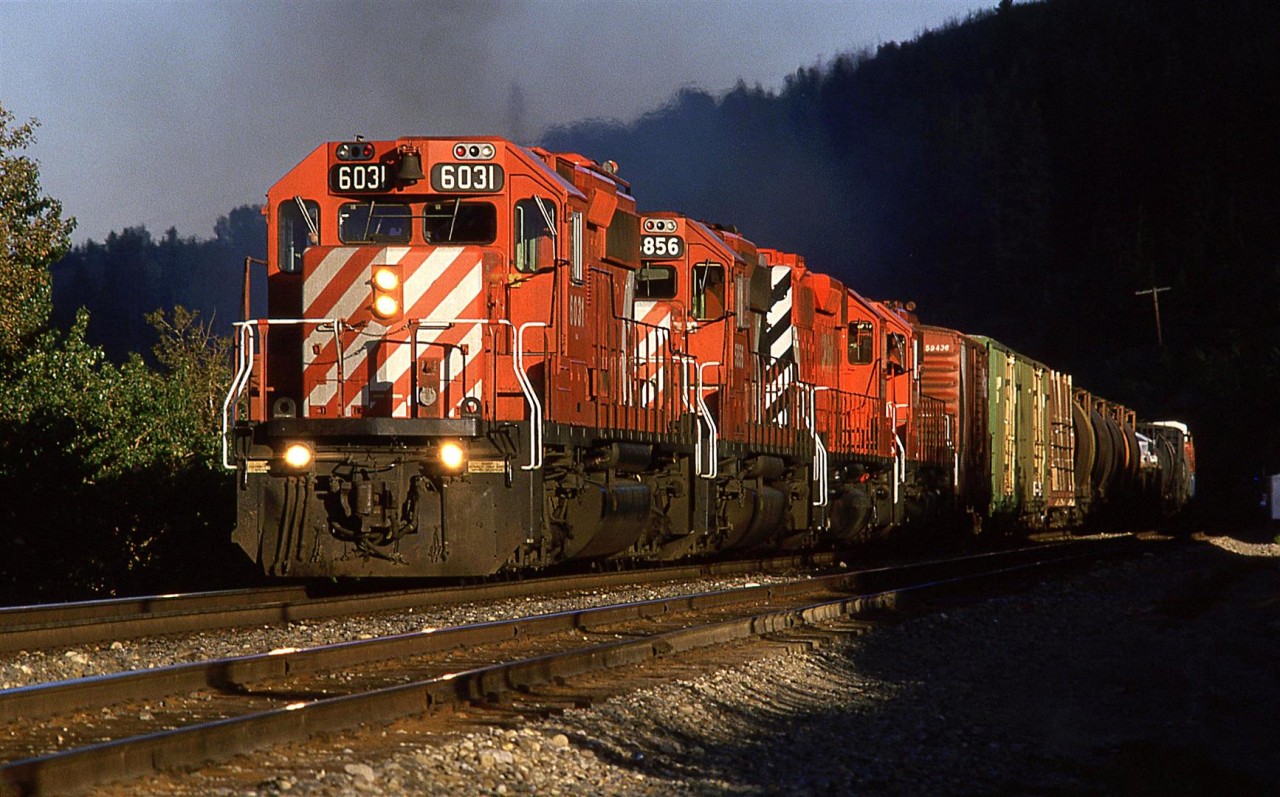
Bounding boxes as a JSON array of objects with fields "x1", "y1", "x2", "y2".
[
  {"x1": 373, "y1": 294, "x2": 400, "y2": 318},
  {"x1": 439, "y1": 442, "x2": 465, "y2": 470},
  {"x1": 283, "y1": 443, "x2": 313, "y2": 469},
  {"x1": 373, "y1": 268, "x2": 399, "y2": 291}
]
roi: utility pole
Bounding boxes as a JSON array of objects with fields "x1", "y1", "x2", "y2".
[{"x1": 1135, "y1": 285, "x2": 1171, "y2": 346}]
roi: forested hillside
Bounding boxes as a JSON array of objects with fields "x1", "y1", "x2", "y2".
[
  {"x1": 543, "y1": 0, "x2": 1280, "y2": 513},
  {"x1": 52, "y1": 206, "x2": 264, "y2": 362}
]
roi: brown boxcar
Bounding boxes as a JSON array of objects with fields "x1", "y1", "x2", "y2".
[{"x1": 920, "y1": 326, "x2": 990, "y2": 523}]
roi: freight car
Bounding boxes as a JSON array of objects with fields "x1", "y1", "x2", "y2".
[{"x1": 221, "y1": 137, "x2": 1194, "y2": 578}]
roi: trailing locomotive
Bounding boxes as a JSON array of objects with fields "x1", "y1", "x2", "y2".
[{"x1": 222, "y1": 137, "x2": 1194, "y2": 578}]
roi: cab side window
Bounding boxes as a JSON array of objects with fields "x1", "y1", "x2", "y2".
[
  {"x1": 278, "y1": 199, "x2": 319, "y2": 274},
  {"x1": 848, "y1": 321, "x2": 874, "y2": 365},
  {"x1": 691, "y1": 263, "x2": 725, "y2": 320},
  {"x1": 515, "y1": 197, "x2": 556, "y2": 273},
  {"x1": 886, "y1": 332, "x2": 908, "y2": 374}
]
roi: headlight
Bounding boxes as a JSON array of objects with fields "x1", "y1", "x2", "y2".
[
  {"x1": 439, "y1": 442, "x2": 465, "y2": 470},
  {"x1": 372, "y1": 294, "x2": 400, "y2": 318},
  {"x1": 283, "y1": 443, "x2": 313, "y2": 469},
  {"x1": 373, "y1": 268, "x2": 399, "y2": 291}
]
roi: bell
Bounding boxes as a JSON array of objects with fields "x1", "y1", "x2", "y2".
[{"x1": 397, "y1": 150, "x2": 425, "y2": 182}]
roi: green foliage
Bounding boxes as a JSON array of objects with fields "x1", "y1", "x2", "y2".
[
  {"x1": 145, "y1": 306, "x2": 236, "y2": 465},
  {"x1": 0, "y1": 306, "x2": 242, "y2": 600},
  {"x1": 0, "y1": 102, "x2": 75, "y2": 359}
]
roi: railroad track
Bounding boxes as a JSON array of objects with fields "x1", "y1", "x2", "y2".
[
  {"x1": 0, "y1": 535, "x2": 1143, "y2": 796},
  {"x1": 0, "y1": 553, "x2": 838, "y2": 654}
]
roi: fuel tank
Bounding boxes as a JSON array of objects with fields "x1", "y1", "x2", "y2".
[{"x1": 560, "y1": 481, "x2": 652, "y2": 560}]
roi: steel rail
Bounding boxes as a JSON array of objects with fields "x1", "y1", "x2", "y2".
[
  {"x1": 0, "y1": 585, "x2": 311, "y2": 629},
  {"x1": 0, "y1": 536, "x2": 1140, "y2": 795},
  {"x1": 0, "y1": 552, "x2": 837, "y2": 654},
  {"x1": 0, "y1": 539, "x2": 1121, "y2": 721}
]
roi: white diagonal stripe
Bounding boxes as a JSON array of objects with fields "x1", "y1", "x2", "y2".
[{"x1": 402, "y1": 247, "x2": 466, "y2": 315}]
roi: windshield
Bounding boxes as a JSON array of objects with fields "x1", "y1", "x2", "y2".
[
  {"x1": 423, "y1": 200, "x2": 497, "y2": 244},
  {"x1": 635, "y1": 264, "x2": 677, "y2": 299},
  {"x1": 335, "y1": 200, "x2": 498, "y2": 245},
  {"x1": 338, "y1": 202, "x2": 411, "y2": 243}
]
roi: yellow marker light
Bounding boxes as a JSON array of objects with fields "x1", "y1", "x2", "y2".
[
  {"x1": 283, "y1": 443, "x2": 313, "y2": 468},
  {"x1": 439, "y1": 442, "x2": 465, "y2": 470},
  {"x1": 373, "y1": 268, "x2": 399, "y2": 291},
  {"x1": 373, "y1": 294, "x2": 400, "y2": 318}
]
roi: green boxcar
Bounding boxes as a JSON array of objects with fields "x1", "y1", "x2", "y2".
[{"x1": 971, "y1": 336, "x2": 1076, "y2": 526}]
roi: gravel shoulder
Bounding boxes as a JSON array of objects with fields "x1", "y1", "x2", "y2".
[{"x1": 101, "y1": 530, "x2": 1280, "y2": 796}]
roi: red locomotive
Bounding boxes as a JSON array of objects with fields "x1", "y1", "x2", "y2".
[{"x1": 222, "y1": 137, "x2": 1194, "y2": 578}]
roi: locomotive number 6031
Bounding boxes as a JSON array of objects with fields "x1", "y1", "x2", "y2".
[
  {"x1": 430, "y1": 163, "x2": 505, "y2": 193},
  {"x1": 329, "y1": 163, "x2": 389, "y2": 193}
]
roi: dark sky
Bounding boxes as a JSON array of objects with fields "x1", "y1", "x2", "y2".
[{"x1": 0, "y1": 0, "x2": 993, "y2": 244}]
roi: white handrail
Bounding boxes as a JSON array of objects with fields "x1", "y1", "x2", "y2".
[
  {"x1": 221, "y1": 322, "x2": 256, "y2": 469},
  {"x1": 220, "y1": 317, "x2": 344, "y2": 470},
  {"x1": 682, "y1": 357, "x2": 700, "y2": 473},
  {"x1": 220, "y1": 316, "x2": 548, "y2": 471},
  {"x1": 895, "y1": 433, "x2": 906, "y2": 505},
  {"x1": 809, "y1": 386, "x2": 829, "y2": 508},
  {"x1": 513, "y1": 321, "x2": 548, "y2": 470},
  {"x1": 676, "y1": 347, "x2": 694, "y2": 414},
  {"x1": 888, "y1": 401, "x2": 906, "y2": 508},
  {"x1": 695, "y1": 361, "x2": 720, "y2": 479},
  {"x1": 945, "y1": 414, "x2": 958, "y2": 491}
]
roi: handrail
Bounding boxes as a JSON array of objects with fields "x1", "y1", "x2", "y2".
[
  {"x1": 676, "y1": 353, "x2": 695, "y2": 414},
  {"x1": 220, "y1": 317, "x2": 344, "y2": 470},
  {"x1": 695, "y1": 361, "x2": 720, "y2": 479},
  {"x1": 895, "y1": 431, "x2": 907, "y2": 506},
  {"x1": 888, "y1": 401, "x2": 906, "y2": 508},
  {"x1": 513, "y1": 321, "x2": 548, "y2": 470},
  {"x1": 809, "y1": 386, "x2": 829, "y2": 508},
  {"x1": 221, "y1": 316, "x2": 548, "y2": 471},
  {"x1": 683, "y1": 357, "x2": 700, "y2": 474},
  {"x1": 221, "y1": 322, "x2": 255, "y2": 470},
  {"x1": 333, "y1": 322, "x2": 346, "y2": 411},
  {"x1": 945, "y1": 414, "x2": 958, "y2": 491}
]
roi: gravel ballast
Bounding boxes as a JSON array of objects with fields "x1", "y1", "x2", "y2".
[
  {"x1": 68, "y1": 532, "x2": 1280, "y2": 795},
  {"x1": 0, "y1": 574, "x2": 799, "y2": 690}
]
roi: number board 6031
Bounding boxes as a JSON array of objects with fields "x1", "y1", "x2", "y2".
[
  {"x1": 430, "y1": 163, "x2": 505, "y2": 193},
  {"x1": 640, "y1": 235, "x2": 684, "y2": 259},
  {"x1": 329, "y1": 164, "x2": 390, "y2": 193}
]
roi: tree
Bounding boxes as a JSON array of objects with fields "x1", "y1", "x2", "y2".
[
  {"x1": 0, "y1": 102, "x2": 75, "y2": 359},
  {"x1": 0, "y1": 102, "x2": 246, "y2": 600},
  {"x1": 145, "y1": 306, "x2": 235, "y2": 464}
]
